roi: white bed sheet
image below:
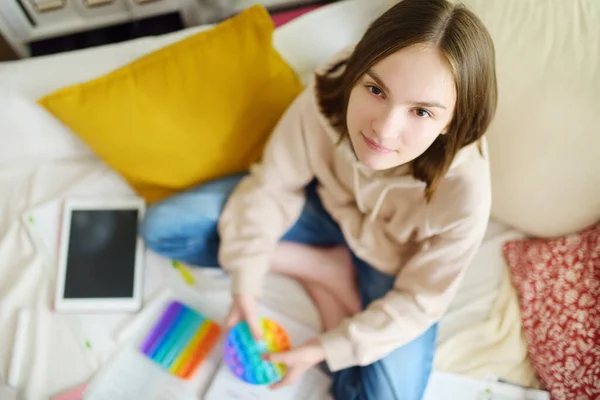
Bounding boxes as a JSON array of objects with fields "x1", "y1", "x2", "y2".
[{"x1": 0, "y1": 1, "x2": 535, "y2": 397}]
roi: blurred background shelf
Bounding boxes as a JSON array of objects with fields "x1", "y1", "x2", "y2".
[
  {"x1": 233, "y1": 0, "x2": 326, "y2": 13},
  {"x1": 0, "y1": 0, "x2": 331, "y2": 59}
]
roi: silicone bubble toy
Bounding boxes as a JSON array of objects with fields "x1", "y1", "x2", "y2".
[
  {"x1": 224, "y1": 318, "x2": 291, "y2": 385},
  {"x1": 139, "y1": 301, "x2": 221, "y2": 379}
]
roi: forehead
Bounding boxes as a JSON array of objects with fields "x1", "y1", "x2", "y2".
[{"x1": 370, "y1": 45, "x2": 456, "y2": 107}]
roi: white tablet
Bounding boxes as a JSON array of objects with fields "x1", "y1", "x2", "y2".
[{"x1": 54, "y1": 197, "x2": 146, "y2": 313}]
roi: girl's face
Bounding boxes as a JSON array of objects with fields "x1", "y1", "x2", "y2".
[{"x1": 346, "y1": 45, "x2": 457, "y2": 170}]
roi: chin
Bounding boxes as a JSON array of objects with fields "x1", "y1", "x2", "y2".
[
  {"x1": 356, "y1": 151, "x2": 395, "y2": 170},
  {"x1": 349, "y1": 133, "x2": 406, "y2": 170}
]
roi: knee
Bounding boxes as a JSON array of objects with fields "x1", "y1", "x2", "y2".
[
  {"x1": 139, "y1": 205, "x2": 170, "y2": 249},
  {"x1": 140, "y1": 203, "x2": 218, "y2": 247},
  {"x1": 139, "y1": 203, "x2": 221, "y2": 265}
]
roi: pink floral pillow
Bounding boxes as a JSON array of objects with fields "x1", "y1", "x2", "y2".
[{"x1": 503, "y1": 223, "x2": 600, "y2": 400}]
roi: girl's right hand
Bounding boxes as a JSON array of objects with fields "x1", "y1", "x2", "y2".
[{"x1": 225, "y1": 293, "x2": 263, "y2": 341}]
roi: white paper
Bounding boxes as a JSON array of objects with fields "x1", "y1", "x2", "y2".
[
  {"x1": 204, "y1": 362, "x2": 332, "y2": 400},
  {"x1": 82, "y1": 290, "x2": 228, "y2": 400},
  {"x1": 423, "y1": 372, "x2": 550, "y2": 400},
  {"x1": 82, "y1": 286, "x2": 332, "y2": 400},
  {"x1": 203, "y1": 305, "x2": 332, "y2": 400},
  {"x1": 83, "y1": 346, "x2": 217, "y2": 400}
]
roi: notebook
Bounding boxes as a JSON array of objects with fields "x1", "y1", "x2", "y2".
[
  {"x1": 83, "y1": 291, "x2": 332, "y2": 400},
  {"x1": 204, "y1": 361, "x2": 332, "y2": 400}
]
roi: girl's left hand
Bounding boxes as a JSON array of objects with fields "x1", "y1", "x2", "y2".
[{"x1": 262, "y1": 338, "x2": 327, "y2": 390}]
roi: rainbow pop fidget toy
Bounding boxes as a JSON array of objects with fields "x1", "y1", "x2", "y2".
[
  {"x1": 140, "y1": 300, "x2": 221, "y2": 379},
  {"x1": 224, "y1": 318, "x2": 291, "y2": 385}
]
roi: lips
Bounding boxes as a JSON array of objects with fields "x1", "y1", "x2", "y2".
[{"x1": 361, "y1": 133, "x2": 395, "y2": 154}]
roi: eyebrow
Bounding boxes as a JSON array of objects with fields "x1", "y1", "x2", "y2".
[
  {"x1": 411, "y1": 101, "x2": 447, "y2": 110},
  {"x1": 365, "y1": 69, "x2": 447, "y2": 110},
  {"x1": 366, "y1": 69, "x2": 390, "y2": 94}
]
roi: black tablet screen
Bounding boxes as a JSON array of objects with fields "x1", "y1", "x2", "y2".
[{"x1": 63, "y1": 209, "x2": 139, "y2": 299}]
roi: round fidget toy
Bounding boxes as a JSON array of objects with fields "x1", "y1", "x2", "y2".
[{"x1": 223, "y1": 318, "x2": 291, "y2": 385}]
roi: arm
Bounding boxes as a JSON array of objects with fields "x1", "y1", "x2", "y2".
[
  {"x1": 217, "y1": 87, "x2": 315, "y2": 296},
  {"x1": 319, "y1": 181, "x2": 491, "y2": 371}
]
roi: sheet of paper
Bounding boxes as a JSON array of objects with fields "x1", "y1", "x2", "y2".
[
  {"x1": 423, "y1": 372, "x2": 550, "y2": 400},
  {"x1": 84, "y1": 291, "x2": 332, "y2": 400},
  {"x1": 83, "y1": 346, "x2": 217, "y2": 400},
  {"x1": 202, "y1": 302, "x2": 332, "y2": 400},
  {"x1": 204, "y1": 361, "x2": 332, "y2": 400},
  {"x1": 0, "y1": 385, "x2": 18, "y2": 400},
  {"x1": 50, "y1": 383, "x2": 88, "y2": 400},
  {"x1": 83, "y1": 290, "x2": 228, "y2": 399}
]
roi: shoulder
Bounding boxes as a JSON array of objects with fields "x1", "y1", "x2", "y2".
[
  {"x1": 299, "y1": 53, "x2": 352, "y2": 144},
  {"x1": 271, "y1": 75, "x2": 338, "y2": 158},
  {"x1": 426, "y1": 139, "x2": 492, "y2": 235}
]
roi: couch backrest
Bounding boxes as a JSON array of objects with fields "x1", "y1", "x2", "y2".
[{"x1": 458, "y1": 0, "x2": 600, "y2": 237}]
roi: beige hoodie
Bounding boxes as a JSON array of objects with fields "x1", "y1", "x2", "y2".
[{"x1": 217, "y1": 52, "x2": 492, "y2": 372}]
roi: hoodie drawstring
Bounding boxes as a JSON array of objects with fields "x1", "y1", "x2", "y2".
[
  {"x1": 354, "y1": 162, "x2": 395, "y2": 223},
  {"x1": 353, "y1": 162, "x2": 366, "y2": 213},
  {"x1": 370, "y1": 185, "x2": 392, "y2": 223}
]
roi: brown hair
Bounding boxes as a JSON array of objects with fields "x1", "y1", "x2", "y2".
[{"x1": 316, "y1": 0, "x2": 497, "y2": 201}]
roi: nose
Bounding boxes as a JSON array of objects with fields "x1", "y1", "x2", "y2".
[{"x1": 371, "y1": 107, "x2": 404, "y2": 140}]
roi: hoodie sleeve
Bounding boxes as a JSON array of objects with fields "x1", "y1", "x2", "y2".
[
  {"x1": 217, "y1": 87, "x2": 315, "y2": 297},
  {"x1": 318, "y1": 176, "x2": 491, "y2": 371}
]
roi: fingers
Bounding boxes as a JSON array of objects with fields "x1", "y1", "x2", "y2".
[
  {"x1": 224, "y1": 304, "x2": 242, "y2": 330},
  {"x1": 247, "y1": 316, "x2": 263, "y2": 342},
  {"x1": 269, "y1": 368, "x2": 301, "y2": 390},
  {"x1": 262, "y1": 351, "x2": 287, "y2": 364},
  {"x1": 226, "y1": 295, "x2": 263, "y2": 341},
  {"x1": 239, "y1": 295, "x2": 263, "y2": 341},
  {"x1": 263, "y1": 351, "x2": 301, "y2": 390}
]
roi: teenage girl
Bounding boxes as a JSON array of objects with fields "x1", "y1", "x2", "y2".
[{"x1": 142, "y1": 0, "x2": 497, "y2": 398}]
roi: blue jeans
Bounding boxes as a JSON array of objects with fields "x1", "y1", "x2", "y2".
[{"x1": 140, "y1": 174, "x2": 437, "y2": 400}]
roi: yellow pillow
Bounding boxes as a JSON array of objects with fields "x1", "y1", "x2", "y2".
[{"x1": 38, "y1": 5, "x2": 303, "y2": 204}]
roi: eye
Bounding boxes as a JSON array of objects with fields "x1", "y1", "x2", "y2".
[
  {"x1": 366, "y1": 85, "x2": 384, "y2": 97},
  {"x1": 413, "y1": 108, "x2": 432, "y2": 118}
]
